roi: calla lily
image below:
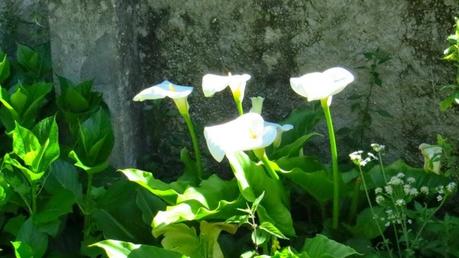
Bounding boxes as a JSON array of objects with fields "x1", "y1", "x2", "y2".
[
  {"x1": 419, "y1": 143, "x2": 442, "y2": 174},
  {"x1": 289, "y1": 66, "x2": 354, "y2": 229},
  {"x1": 133, "y1": 80, "x2": 193, "y2": 116},
  {"x1": 133, "y1": 80, "x2": 203, "y2": 179},
  {"x1": 249, "y1": 96, "x2": 264, "y2": 114},
  {"x1": 290, "y1": 67, "x2": 354, "y2": 105},
  {"x1": 202, "y1": 73, "x2": 251, "y2": 114},
  {"x1": 204, "y1": 113, "x2": 291, "y2": 162}
]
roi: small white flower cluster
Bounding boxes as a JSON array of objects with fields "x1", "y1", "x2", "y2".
[
  {"x1": 434, "y1": 182, "x2": 456, "y2": 202},
  {"x1": 371, "y1": 143, "x2": 386, "y2": 153},
  {"x1": 374, "y1": 171, "x2": 457, "y2": 228},
  {"x1": 349, "y1": 150, "x2": 378, "y2": 167}
]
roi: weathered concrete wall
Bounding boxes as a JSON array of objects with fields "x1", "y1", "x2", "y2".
[
  {"x1": 135, "y1": 0, "x2": 459, "y2": 168},
  {"x1": 0, "y1": 0, "x2": 49, "y2": 53},
  {"x1": 46, "y1": 0, "x2": 459, "y2": 171},
  {"x1": 47, "y1": 0, "x2": 144, "y2": 168}
]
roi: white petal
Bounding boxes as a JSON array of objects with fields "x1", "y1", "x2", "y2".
[
  {"x1": 228, "y1": 74, "x2": 251, "y2": 100},
  {"x1": 322, "y1": 67, "x2": 354, "y2": 96},
  {"x1": 290, "y1": 72, "x2": 329, "y2": 101},
  {"x1": 133, "y1": 80, "x2": 193, "y2": 101},
  {"x1": 290, "y1": 67, "x2": 354, "y2": 101},
  {"x1": 203, "y1": 113, "x2": 279, "y2": 161},
  {"x1": 204, "y1": 126, "x2": 226, "y2": 162},
  {"x1": 202, "y1": 74, "x2": 230, "y2": 97}
]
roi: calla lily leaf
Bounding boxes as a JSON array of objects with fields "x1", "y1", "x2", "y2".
[
  {"x1": 153, "y1": 222, "x2": 237, "y2": 258},
  {"x1": 92, "y1": 239, "x2": 186, "y2": 258},
  {"x1": 228, "y1": 152, "x2": 295, "y2": 236},
  {"x1": 152, "y1": 175, "x2": 244, "y2": 229},
  {"x1": 119, "y1": 168, "x2": 183, "y2": 205}
]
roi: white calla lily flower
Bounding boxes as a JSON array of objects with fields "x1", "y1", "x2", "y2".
[
  {"x1": 249, "y1": 96, "x2": 265, "y2": 114},
  {"x1": 290, "y1": 67, "x2": 354, "y2": 105},
  {"x1": 204, "y1": 113, "x2": 292, "y2": 162},
  {"x1": 133, "y1": 80, "x2": 193, "y2": 101},
  {"x1": 133, "y1": 80, "x2": 193, "y2": 116},
  {"x1": 419, "y1": 143, "x2": 442, "y2": 174},
  {"x1": 133, "y1": 80, "x2": 203, "y2": 179},
  {"x1": 202, "y1": 73, "x2": 251, "y2": 99}
]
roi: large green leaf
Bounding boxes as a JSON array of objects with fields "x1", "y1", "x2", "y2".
[
  {"x1": 17, "y1": 44, "x2": 40, "y2": 72},
  {"x1": 228, "y1": 152, "x2": 295, "y2": 237},
  {"x1": 16, "y1": 218, "x2": 48, "y2": 258},
  {"x1": 282, "y1": 168, "x2": 334, "y2": 205},
  {"x1": 93, "y1": 180, "x2": 154, "y2": 243},
  {"x1": 69, "y1": 108, "x2": 113, "y2": 173},
  {"x1": 12, "y1": 241, "x2": 34, "y2": 258},
  {"x1": 301, "y1": 234, "x2": 360, "y2": 258},
  {"x1": 33, "y1": 189, "x2": 75, "y2": 225},
  {"x1": 0, "y1": 51, "x2": 10, "y2": 83},
  {"x1": 154, "y1": 222, "x2": 237, "y2": 258},
  {"x1": 152, "y1": 175, "x2": 243, "y2": 229},
  {"x1": 278, "y1": 104, "x2": 323, "y2": 147},
  {"x1": 271, "y1": 133, "x2": 321, "y2": 159},
  {"x1": 120, "y1": 168, "x2": 182, "y2": 204},
  {"x1": 346, "y1": 207, "x2": 386, "y2": 240},
  {"x1": 31, "y1": 116, "x2": 60, "y2": 173},
  {"x1": 0, "y1": 83, "x2": 52, "y2": 131},
  {"x1": 46, "y1": 160, "x2": 83, "y2": 202},
  {"x1": 365, "y1": 160, "x2": 449, "y2": 190},
  {"x1": 11, "y1": 121, "x2": 41, "y2": 166},
  {"x1": 92, "y1": 239, "x2": 186, "y2": 258}
]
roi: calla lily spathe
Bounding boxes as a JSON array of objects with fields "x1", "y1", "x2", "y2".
[
  {"x1": 202, "y1": 73, "x2": 251, "y2": 100},
  {"x1": 290, "y1": 67, "x2": 354, "y2": 103},
  {"x1": 419, "y1": 143, "x2": 442, "y2": 174},
  {"x1": 133, "y1": 80, "x2": 193, "y2": 101},
  {"x1": 133, "y1": 80, "x2": 193, "y2": 116},
  {"x1": 133, "y1": 80, "x2": 203, "y2": 179},
  {"x1": 204, "y1": 113, "x2": 292, "y2": 162}
]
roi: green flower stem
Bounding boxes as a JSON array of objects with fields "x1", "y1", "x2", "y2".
[
  {"x1": 358, "y1": 165, "x2": 393, "y2": 258},
  {"x1": 348, "y1": 178, "x2": 361, "y2": 222},
  {"x1": 183, "y1": 114, "x2": 203, "y2": 180},
  {"x1": 31, "y1": 183, "x2": 37, "y2": 214},
  {"x1": 234, "y1": 97, "x2": 244, "y2": 115},
  {"x1": 83, "y1": 173, "x2": 93, "y2": 238},
  {"x1": 320, "y1": 98, "x2": 341, "y2": 229},
  {"x1": 254, "y1": 149, "x2": 279, "y2": 180},
  {"x1": 412, "y1": 196, "x2": 448, "y2": 246}
]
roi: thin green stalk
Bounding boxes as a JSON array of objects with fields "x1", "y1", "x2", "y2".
[
  {"x1": 377, "y1": 152, "x2": 388, "y2": 182},
  {"x1": 84, "y1": 173, "x2": 93, "y2": 238},
  {"x1": 321, "y1": 99, "x2": 341, "y2": 229},
  {"x1": 31, "y1": 183, "x2": 36, "y2": 214},
  {"x1": 183, "y1": 114, "x2": 203, "y2": 180},
  {"x1": 348, "y1": 178, "x2": 361, "y2": 223},
  {"x1": 260, "y1": 152, "x2": 279, "y2": 180},
  {"x1": 392, "y1": 224, "x2": 402, "y2": 258},
  {"x1": 358, "y1": 165, "x2": 393, "y2": 258},
  {"x1": 235, "y1": 97, "x2": 244, "y2": 115},
  {"x1": 413, "y1": 197, "x2": 447, "y2": 245}
]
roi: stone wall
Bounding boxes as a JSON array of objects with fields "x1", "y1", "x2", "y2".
[
  {"x1": 0, "y1": 0, "x2": 49, "y2": 53},
  {"x1": 134, "y1": 0, "x2": 459, "y2": 169},
  {"x1": 20, "y1": 0, "x2": 459, "y2": 171}
]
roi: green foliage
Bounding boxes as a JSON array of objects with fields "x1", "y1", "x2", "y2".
[
  {"x1": 441, "y1": 17, "x2": 459, "y2": 111},
  {"x1": 68, "y1": 108, "x2": 114, "y2": 174},
  {"x1": 339, "y1": 48, "x2": 391, "y2": 148},
  {"x1": 93, "y1": 239, "x2": 186, "y2": 258}
]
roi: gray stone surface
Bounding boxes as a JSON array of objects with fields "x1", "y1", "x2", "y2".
[
  {"x1": 135, "y1": 0, "x2": 459, "y2": 169},
  {"x1": 45, "y1": 0, "x2": 459, "y2": 171},
  {"x1": 0, "y1": 0, "x2": 49, "y2": 53},
  {"x1": 48, "y1": 0, "x2": 144, "y2": 168}
]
